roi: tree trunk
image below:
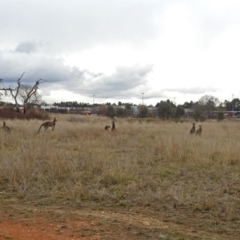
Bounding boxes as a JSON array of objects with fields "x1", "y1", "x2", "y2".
[{"x1": 23, "y1": 104, "x2": 27, "y2": 114}]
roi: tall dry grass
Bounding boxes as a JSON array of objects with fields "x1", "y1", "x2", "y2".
[{"x1": 0, "y1": 115, "x2": 240, "y2": 232}]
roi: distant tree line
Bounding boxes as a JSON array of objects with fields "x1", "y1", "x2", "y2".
[
  {"x1": 0, "y1": 73, "x2": 238, "y2": 120},
  {"x1": 52, "y1": 101, "x2": 91, "y2": 107},
  {"x1": 87, "y1": 94, "x2": 238, "y2": 120}
]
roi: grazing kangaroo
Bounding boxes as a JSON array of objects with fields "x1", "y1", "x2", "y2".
[
  {"x1": 190, "y1": 123, "x2": 195, "y2": 134},
  {"x1": 104, "y1": 125, "x2": 111, "y2": 130},
  {"x1": 36, "y1": 118, "x2": 57, "y2": 134},
  {"x1": 3, "y1": 121, "x2": 10, "y2": 134},
  {"x1": 111, "y1": 121, "x2": 116, "y2": 131},
  {"x1": 196, "y1": 125, "x2": 202, "y2": 136}
]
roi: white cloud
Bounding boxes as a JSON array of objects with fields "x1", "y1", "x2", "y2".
[{"x1": 1, "y1": 0, "x2": 240, "y2": 105}]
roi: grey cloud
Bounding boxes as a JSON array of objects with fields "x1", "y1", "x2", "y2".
[
  {"x1": 66, "y1": 64, "x2": 153, "y2": 99},
  {"x1": 0, "y1": 47, "x2": 222, "y2": 104},
  {"x1": 0, "y1": 50, "x2": 152, "y2": 100},
  {"x1": 102, "y1": 65, "x2": 152, "y2": 89},
  {"x1": 1, "y1": 0, "x2": 239, "y2": 104},
  {"x1": 0, "y1": 53, "x2": 68, "y2": 85},
  {"x1": 15, "y1": 42, "x2": 37, "y2": 54},
  {"x1": 14, "y1": 41, "x2": 48, "y2": 54}
]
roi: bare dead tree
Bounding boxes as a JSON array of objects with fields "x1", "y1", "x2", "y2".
[
  {"x1": 19, "y1": 84, "x2": 42, "y2": 113},
  {"x1": 0, "y1": 72, "x2": 45, "y2": 113},
  {"x1": 21, "y1": 78, "x2": 45, "y2": 114},
  {"x1": 0, "y1": 72, "x2": 25, "y2": 112}
]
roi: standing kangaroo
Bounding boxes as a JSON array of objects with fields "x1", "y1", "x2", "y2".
[
  {"x1": 111, "y1": 121, "x2": 116, "y2": 131},
  {"x1": 190, "y1": 123, "x2": 195, "y2": 134},
  {"x1": 196, "y1": 125, "x2": 202, "y2": 136},
  {"x1": 36, "y1": 118, "x2": 57, "y2": 134},
  {"x1": 3, "y1": 121, "x2": 11, "y2": 134}
]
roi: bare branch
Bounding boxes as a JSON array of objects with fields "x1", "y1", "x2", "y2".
[
  {"x1": 15, "y1": 72, "x2": 25, "y2": 99},
  {"x1": 0, "y1": 72, "x2": 43, "y2": 113},
  {"x1": 18, "y1": 72, "x2": 25, "y2": 81}
]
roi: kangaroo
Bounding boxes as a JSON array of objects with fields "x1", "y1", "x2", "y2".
[
  {"x1": 196, "y1": 125, "x2": 202, "y2": 136},
  {"x1": 36, "y1": 118, "x2": 57, "y2": 134},
  {"x1": 190, "y1": 123, "x2": 195, "y2": 134},
  {"x1": 111, "y1": 121, "x2": 116, "y2": 131},
  {"x1": 104, "y1": 125, "x2": 111, "y2": 130},
  {"x1": 3, "y1": 121, "x2": 11, "y2": 134}
]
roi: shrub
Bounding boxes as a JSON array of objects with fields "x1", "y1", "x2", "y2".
[
  {"x1": 0, "y1": 107, "x2": 49, "y2": 120},
  {"x1": 217, "y1": 112, "x2": 225, "y2": 121}
]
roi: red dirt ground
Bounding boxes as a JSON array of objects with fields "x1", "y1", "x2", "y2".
[
  {"x1": 0, "y1": 203, "x2": 238, "y2": 240},
  {"x1": 0, "y1": 219, "x2": 99, "y2": 240}
]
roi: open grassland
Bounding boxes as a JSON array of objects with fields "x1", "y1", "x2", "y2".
[{"x1": 0, "y1": 115, "x2": 240, "y2": 239}]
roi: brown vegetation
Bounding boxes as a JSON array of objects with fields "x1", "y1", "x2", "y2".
[
  {"x1": 0, "y1": 106, "x2": 49, "y2": 120},
  {"x1": 0, "y1": 115, "x2": 240, "y2": 239}
]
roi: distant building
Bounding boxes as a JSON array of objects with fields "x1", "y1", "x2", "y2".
[
  {"x1": 183, "y1": 109, "x2": 194, "y2": 118},
  {"x1": 131, "y1": 106, "x2": 139, "y2": 115},
  {"x1": 40, "y1": 105, "x2": 92, "y2": 114},
  {"x1": 148, "y1": 107, "x2": 158, "y2": 117}
]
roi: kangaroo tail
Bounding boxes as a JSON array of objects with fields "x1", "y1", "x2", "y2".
[{"x1": 36, "y1": 124, "x2": 43, "y2": 135}]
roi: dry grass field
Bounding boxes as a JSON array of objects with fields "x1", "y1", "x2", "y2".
[{"x1": 0, "y1": 115, "x2": 240, "y2": 239}]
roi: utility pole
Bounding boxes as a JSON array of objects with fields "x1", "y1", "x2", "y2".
[{"x1": 142, "y1": 93, "x2": 144, "y2": 105}]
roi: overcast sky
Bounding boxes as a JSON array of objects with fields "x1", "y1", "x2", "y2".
[{"x1": 1, "y1": 0, "x2": 240, "y2": 106}]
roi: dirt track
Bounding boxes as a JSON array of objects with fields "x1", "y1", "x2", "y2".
[{"x1": 0, "y1": 203, "x2": 238, "y2": 240}]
